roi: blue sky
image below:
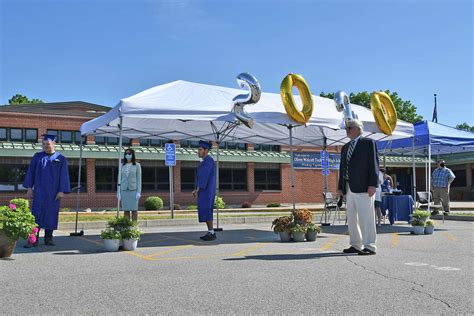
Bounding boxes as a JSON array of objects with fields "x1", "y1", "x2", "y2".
[{"x1": 1, "y1": 0, "x2": 472, "y2": 127}]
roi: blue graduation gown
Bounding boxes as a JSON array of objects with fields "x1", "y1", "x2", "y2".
[
  {"x1": 195, "y1": 155, "x2": 216, "y2": 222},
  {"x1": 23, "y1": 151, "x2": 71, "y2": 230}
]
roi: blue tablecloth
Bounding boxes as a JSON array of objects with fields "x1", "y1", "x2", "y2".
[{"x1": 381, "y1": 195, "x2": 414, "y2": 224}]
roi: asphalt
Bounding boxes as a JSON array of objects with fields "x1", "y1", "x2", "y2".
[{"x1": 1, "y1": 220, "x2": 473, "y2": 314}]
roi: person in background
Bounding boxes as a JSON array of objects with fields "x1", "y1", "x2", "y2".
[
  {"x1": 119, "y1": 148, "x2": 142, "y2": 222},
  {"x1": 374, "y1": 169, "x2": 385, "y2": 226},
  {"x1": 192, "y1": 140, "x2": 217, "y2": 241},
  {"x1": 23, "y1": 134, "x2": 71, "y2": 247},
  {"x1": 431, "y1": 159, "x2": 455, "y2": 216},
  {"x1": 382, "y1": 173, "x2": 393, "y2": 193}
]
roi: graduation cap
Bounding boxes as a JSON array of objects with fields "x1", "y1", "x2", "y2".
[
  {"x1": 42, "y1": 134, "x2": 57, "y2": 142},
  {"x1": 198, "y1": 140, "x2": 212, "y2": 150}
]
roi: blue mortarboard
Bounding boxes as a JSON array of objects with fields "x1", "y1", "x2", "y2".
[
  {"x1": 42, "y1": 134, "x2": 57, "y2": 142},
  {"x1": 198, "y1": 140, "x2": 211, "y2": 150}
]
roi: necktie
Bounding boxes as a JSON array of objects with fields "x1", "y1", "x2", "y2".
[{"x1": 345, "y1": 140, "x2": 355, "y2": 180}]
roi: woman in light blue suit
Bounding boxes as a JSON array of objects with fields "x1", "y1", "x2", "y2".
[{"x1": 120, "y1": 148, "x2": 142, "y2": 221}]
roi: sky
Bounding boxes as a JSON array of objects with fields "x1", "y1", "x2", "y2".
[{"x1": 0, "y1": 0, "x2": 472, "y2": 127}]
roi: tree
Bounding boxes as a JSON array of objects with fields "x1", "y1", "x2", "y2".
[
  {"x1": 8, "y1": 94, "x2": 44, "y2": 105},
  {"x1": 456, "y1": 123, "x2": 474, "y2": 132},
  {"x1": 320, "y1": 91, "x2": 423, "y2": 123}
]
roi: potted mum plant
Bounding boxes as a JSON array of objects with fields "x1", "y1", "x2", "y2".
[
  {"x1": 305, "y1": 223, "x2": 321, "y2": 242},
  {"x1": 121, "y1": 226, "x2": 143, "y2": 251},
  {"x1": 289, "y1": 223, "x2": 307, "y2": 242},
  {"x1": 411, "y1": 219, "x2": 425, "y2": 235},
  {"x1": 271, "y1": 216, "x2": 292, "y2": 242},
  {"x1": 424, "y1": 220, "x2": 435, "y2": 235},
  {"x1": 100, "y1": 228, "x2": 121, "y2": 252},
  {"x1": 0, "y1": 199, "x2": 37, "y2": 258},
  {"x1": 411, "y1": 210, "x2": 430, "y2": 224},
  {"x1": 293, "y1": 209, "x2": 313, "y2": 225}
]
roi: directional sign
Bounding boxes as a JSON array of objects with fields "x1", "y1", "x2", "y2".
[{"x1": 165, "y1": 143, "x2": 176, "y2": 166}]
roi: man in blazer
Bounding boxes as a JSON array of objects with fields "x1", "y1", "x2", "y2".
[{"x1": 337, "y1": 119, "x2": 379, "y2": 255}]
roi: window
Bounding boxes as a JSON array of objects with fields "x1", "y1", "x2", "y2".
[
  {"x1": 46, "y1": 129, "x2": 59, "y2": 140},
  {"x1": 181, "y1": 140, "x2": 200, "y2": 148},
  {"x1": 25, "y1": 129, "x2": 37, "y2": 142},
  {"x1": 107, "y1": 137, "x2": 119, "y2": 145},
  {"x1": 219, "y1": 162, "x2": 247, "y2": 191},
  {"x1": 254, "y1": 144, "x2": 280, "y2": 152},
  {"x1": 95, "y1": 136, "x2": 130, "y2": 146},
  {"x1": 255, "y1": 163, "x2": 281, "y2": 191},
  {"x1": 95, "y1": 160, "x2": 118, "y2": 192},
  {"x1": 68, "y1": 160, "x2": 87, "y2": 192},
  {"x1": 0, "y1": 128, "x2": 7, "y2": 141},
  {"x1": 75, "y1": 132, "x2": 82, "y2": 144},
  {"x1": 61, "y1": 131, "x2": 73, "y2": 143},
  {"x1": 219, "y1": 142, "x2": 247, "y2": 151},
  {"x1": 10, "y1": 128, "x2": 23, "y2": 141},
  {"x1": 451, "y1": 167, "x2": 466, "y2": 187},
  {"x1": 141, "y1": 161, "x2": 170, "y2": 191},
  {"x1": 0, "y1": 159, "x2": 30, "y2": 192},
  {"x1": 181, "y1": 161, "x2": 199, "y2": 191}
]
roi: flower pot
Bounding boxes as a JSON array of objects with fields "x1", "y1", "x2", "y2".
[
  {"x1": 306, "y1": 231, "x2": 318, "y2": 242},
  {"x1": 424, "y1": 226, "x2": 434, "y2": 235},
  {"x1": 292, "y1": 232, "x2": 306, "y2": 242},
  {"x1": 0, "y1": 230, "x2": 17, "y2": 258},
  {"x1": 122, "y1": 239, "x2": 138, "y2": 251},
  {"x1": 412, "y1": 226, "x2": 425, "y2": 235},
  {"x1": 278, "y1": 232, "x2": 291, "y2": 242},
  {"x1": 103, "y1": 239, "x2": 120, "y2": 252}
]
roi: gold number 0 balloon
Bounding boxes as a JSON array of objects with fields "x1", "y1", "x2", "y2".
[
  {"x1": 370, "y1": 91, "x2": 398, "y2": 135},
  {"x1": 280, "y1": 74, "x2": 314, "y2": 125}
]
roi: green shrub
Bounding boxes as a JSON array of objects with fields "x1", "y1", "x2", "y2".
[
  {"x1": 187, "y1": 205, "x2": 198, "y2": 210},
  {"x1": 411, "y1": 210, "x2": 430, "y2": 220},
  {"x1": 121, "y1": 227, "x2": 143, "y2": 240},
  {"x1": 214, "y1": 196, "x2": 225, "y2": 209},
  {"x1": 425, "y1": 220, "x2": 435, "y2": 227},
  {"x1": 267, "y1": 203, "x2": 281, "y2": 208},
  {"x1": 100, "y1": 228, "x2": 121, "y2": 240},
  {"x1": 411, "y1": 219, "x2": 425, "y2": 227},
  {"x1": 107, "y1": 216, "x2": 136, "y2": 232},
  {"x1": 145, "y1": 196, "x2": 163, "y2": 210},
  {"x1": 306, "y1": 223, "x2": 321, "y2": 233},
  {"x1": 9, "y1": 198, "x2": 29, "y2": 211},
  {"x1": 0, "y1": 203, "x2": 37, "y2": 240},
  {"x1": 289, "y1": 223, "x2": 306, "y2": 233}
]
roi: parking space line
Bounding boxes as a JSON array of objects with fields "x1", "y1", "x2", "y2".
[
  {"x1": 123, "y1": 251, "x2": 155, "y2": 261},
  {"x1": 232, "y1": 243, "x2": 265, "y2": 256},
  {"x1": 318, "y1": 236, "x2": 341, "y2": 251},
  {"x1": 442, "y1": 232, "x2": 458, "y2": 242},
  {"x1": 147, "y1": 245, "x2": 193, "y2": 258},
  {"x1": 391, "y1": 233, "x2": 398, "y2": 248},
  {"x1": 161, "y1": 235, "x2": 208, "y2": 245}
]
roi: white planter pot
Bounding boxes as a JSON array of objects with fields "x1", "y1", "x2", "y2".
[
  {"x1": 424, "y1": 226, "x2": 434, "y2": 235},
  {"x1": 305, "y1": 231, "x2": 318, "y2": 242},
  {"x1": 278, "y1": 232, "x2": 291, "y2": 242},
  {"x1": 122, "y1": 239, "x2": 138, "y2": 251},
  {"x1": 103, "y1": 239, "x2": 120, "y2": 252},
  {"x1": 412, "y1": 226, "x2": 425, "y2": 235},
  {"x1": 292, "y1": 232, "x2": 306, "y2": 242}
]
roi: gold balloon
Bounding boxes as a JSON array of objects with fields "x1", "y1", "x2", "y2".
[
  {"x1": 280, "y1": 74, "x2": 314, "y2": 125},
  {"x1": 370, "y1": 91, "x2": 398, "y2": 135}
]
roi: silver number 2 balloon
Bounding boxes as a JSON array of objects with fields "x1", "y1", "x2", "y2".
[
  {"x1": 334, "y1": 90, "x2": 358, "y2": 126},
  {"x1": 232, "y1": 73, "x2": 261, "y2": 128}
]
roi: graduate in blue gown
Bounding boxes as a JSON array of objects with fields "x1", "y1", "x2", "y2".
[
  {"x1": 23, "y1": 134, "x2": 71, "y2": 247},
  {"x1": 192, "y1": 141, "x2": 216, "y2": 241}
]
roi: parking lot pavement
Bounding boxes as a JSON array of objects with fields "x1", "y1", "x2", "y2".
[{"x1": 1, "y1": 221, "x2": 473, "y2": 314}]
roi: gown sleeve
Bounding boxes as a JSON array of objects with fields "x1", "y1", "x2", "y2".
[
  {"x1": 23, "y1": 153, "x2": 38, "y2": 189},
  {"x1": 58, "y1": 156, "x2": 71, "y2": 193}
]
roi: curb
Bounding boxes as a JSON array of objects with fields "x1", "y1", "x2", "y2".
[{"x1": 430, "y1": 215, "x2": 474, "y2": 222}]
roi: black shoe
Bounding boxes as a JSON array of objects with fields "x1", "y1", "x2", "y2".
[
  {"x1": 360, "y1": 248, "x2": 376, "y2": 255},
  {"x1": 343, "y1": 246, "x2": 363, "y2": 254},
  {"x1": 44, "y1": 237, "x2": 55, "y2": 246},
  {"x1": 431, "y1": 211, "x2": 439, "y2": 216},
  {"x1": 201, "y1": 232, "x2": 216, "y2": 241},
  {"x1": 200, "y1": 234, "x2": 208, "y2": 240}
]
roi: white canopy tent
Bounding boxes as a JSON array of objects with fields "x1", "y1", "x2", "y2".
[{"x1": 72, "y1": 80, "x2": 414, "y2": 234}]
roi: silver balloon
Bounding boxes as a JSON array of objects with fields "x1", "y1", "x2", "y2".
[
  {"x1": 232, "y1": 73, "x2": 261, "y2": 128},
  {"x1": 334, "y1": 90, "x2": 358, "y2": 126}
]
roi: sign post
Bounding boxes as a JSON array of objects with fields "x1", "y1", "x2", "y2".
[{"x1": 165, "y1": 143, "x2": 176, "y2": 219}]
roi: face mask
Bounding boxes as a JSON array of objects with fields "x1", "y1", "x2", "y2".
[
  {"x1": 440, "y1": 163, "x2": 445, "y2": 168},
  {"x1": 125, "y1": 154, "x2": 132, "y2": 161}
]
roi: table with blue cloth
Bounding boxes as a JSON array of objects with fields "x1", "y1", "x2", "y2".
[{"x1": 381, "y1": 195, "x2": 414, "y2": 224}]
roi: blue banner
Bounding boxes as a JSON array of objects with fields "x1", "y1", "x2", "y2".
[{"x1": 292, "y1": 152, "x2": 340, "y2": 170}]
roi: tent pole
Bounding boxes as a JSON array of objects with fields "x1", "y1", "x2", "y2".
[
  {"x1": 322, "y1": 137, "x2": 330, "y2": 226},
  {"x1": 116, "y1": 116, "x2": 123, "y2": 217},
  {"x1": 412, "y1": 136, "x2": 416, "y2": 200},
  {"x1": 70, "y1": 136, "x2": 84, "y2": 236},
  {"x1": 289, "y1": 126, "x2": 296, "y2": 212},
  {"x1": 428, "y1": 143, "x2": 431, "y2": 213},
  {"x1": 215, "y1": 135, "x2": 222, "y2": 232}
]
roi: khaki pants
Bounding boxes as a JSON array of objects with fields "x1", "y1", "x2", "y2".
[
  {"x1": 433, "y1": 187, "x2": 450, "y2": 212},
  {"x1": 346, "y1": 184, "x2": 377, "y2": 252}
]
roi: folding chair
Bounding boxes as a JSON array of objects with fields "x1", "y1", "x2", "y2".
[
  {"x1": 320, "y1": 192, "x2": 346, "y2": 225},
  {"x1": 416, "y1": 191, "x2": 444, "y2": 223}
]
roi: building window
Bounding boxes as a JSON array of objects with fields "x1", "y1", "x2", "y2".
[
  {"x1": 0, "y1": 128, "x2": 7, "y2": 141},
  {"x1": 219, "y1": 162, "x2": 247, "y2": 191},
  {"x1": 451, "y1": 167, "x2": 466, "y2": 187},
  {"x1": 181, "y1": 161, "x2": 199, "y2": 191},
  {"x1": 140, "y1": 138, "x2": 165, "y2": 147},
  {"x1": 255, "y1": 163, "x2": 281, "y2": 191},
  {"x1": 61, "y1": 131, "x2": 73, "y2": 143},
  {"x1": 25, "y1": 129, "x2": 37, "y2": 142},
  {"x1": 253, "y1": 144, "x2": 280, "y2": 152},
  {"x1": 68, "y1": 160, "x2": 87, "y2": 192},
  {"x1": 95, "y1": 136, "x2": 130, "y2": 146},
  {"x1": 219, "y1": 142, "x2": 247, "y2": 151},
  {"x1": 181, "y1": 140, "x2": 200, "y2": 148},
  {"x1": 141, "y1": 161, "x2": 169, "y2": 191},
  {"x1": 46, "y1": 129, "x2": 59, "y2": 140},
  {"x1": 0, "y1": 159, "x2": 30, "y2": 191},
  {"x1": 10, "y1": 128, "x2": 23, "y2": 141},
  {"x1": 95, "y1": 161, "x2": 118, "y2": 192}
]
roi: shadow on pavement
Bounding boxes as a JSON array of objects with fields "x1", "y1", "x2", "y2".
[{"x1": 224, "y1": 252, "x2": 356, "y2": 261}]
